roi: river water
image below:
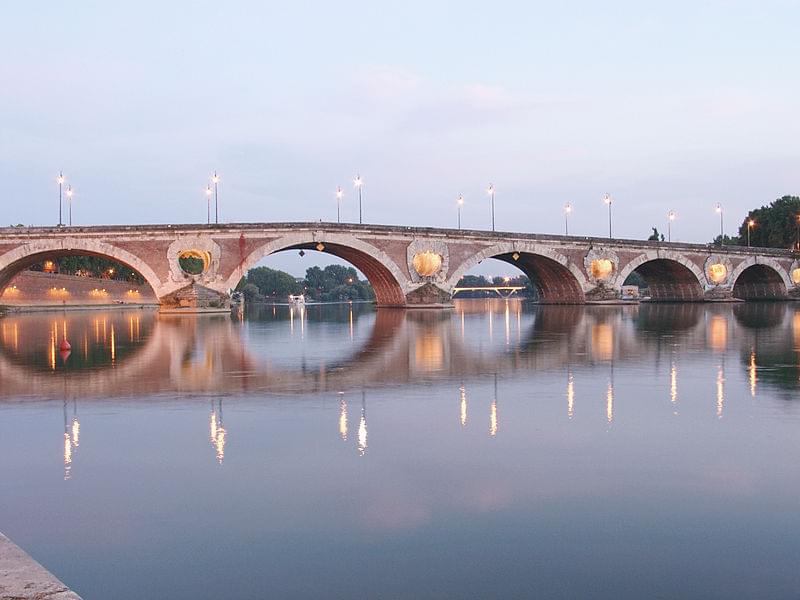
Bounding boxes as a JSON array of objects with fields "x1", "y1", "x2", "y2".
[{"x1": 1, "y1": 300, "x2": 799, "y2": 599}]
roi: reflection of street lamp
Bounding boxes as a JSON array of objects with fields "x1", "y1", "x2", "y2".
[
  {"x1": 57, "y1": 172, "x2": 65, "y2": 226},
  {"x1": 205, "y1": 185, "x2": 212, "y2": 224},
  {"x1": 336, "y1": 187, "x2": 343, "y2": 223},
  {"x1": 668, "y1": 210, "x2": 676, "y2": 242},
  {"x1": 211, "y1": 171, "x2": 220, "y2": 224},
  {"x1": 354, "y1": 175, "x2": 363, "y2": 224},
  {"x1": 487, "y1": 184, "x2": 496, "y2": 231},
  {"x1": 715, "y1": 203, "x2": 724, "y2": 242},
  {"x1": 66, "y1": 186, "x2": 74, "y2": 226},
  {"x1": 457, "y1": 194, "x2": 464, "y2": 230},
  {"x1": 603, "y1": 193, "x2": 612, "y2": 238},
  {"x1": 564, "y1": 202, "x2": 572, "y2": 236},
  {"x1": 747, "y1": 218, "x2": 755, "y2": 247}
]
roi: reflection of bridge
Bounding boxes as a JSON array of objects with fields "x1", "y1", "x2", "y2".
[
  {"x1": 0, "y1": 223, "x2": 798, "y2": 307},
  {"x1": 0, "y1": 302, "x2": 797, "y2": 399},
  {"x1": 451, "y1": 286, "x2": 526, "y2": 298}
]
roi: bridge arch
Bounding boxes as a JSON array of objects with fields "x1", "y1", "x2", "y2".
[
  {"x1": 617, "y1": 251, "x2": 705, "y2": 301},
  {"x1": 223, "y1": 232, "x2": 410, "y2": 306},
  {"x1": 446, "y1": 243, "x2": 589, "y2": 303},
  {"x1": 0, "y1": 238, "x2": 163, "y2": 296},
  {"x1": 730, "y1": 257, "x2": 790, "y2": 300}
]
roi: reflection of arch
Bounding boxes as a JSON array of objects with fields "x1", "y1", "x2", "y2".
[
  {"x1": 223, "y1": 233, "x2": 409, "y2": 306},
  {"x1": 446, "y1": 243, "x2": 588, "y2": 304},
  {"x1": 617, "y1": 252, "x2": 704, "y2": 301},
  {"x1": 0, "y1": 239, "x2": 162, "y2": 297},
  {"x1": 635, "y1": 303, "x2": 703, "y2": 332},
  {"x1": 730, "y1": 259, "x2": 789, "y2": 300},
  {"x1": 733, "y1": 302, "x2": 787, "y2": 328}
]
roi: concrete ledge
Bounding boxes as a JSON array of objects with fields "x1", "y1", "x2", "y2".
[{"x1": 0, "y1": 532, "x2": 81, "y2": 599}]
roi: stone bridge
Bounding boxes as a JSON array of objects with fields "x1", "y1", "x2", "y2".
[{"x1": 0, "y1": 223, "x2": 798, "y2": 307}]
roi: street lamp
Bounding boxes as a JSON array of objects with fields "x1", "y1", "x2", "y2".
[
  {"x1": 715, "y1": 203, "x2": 724, "y2": 242},
  {"x1": 354, "y1": 175, "x2": 363, "y2": 224},
  {"x1": 564, "y1": 202, "x2": 572, "y2": 236},
  {"x1": 66, "y1": 186, "x2": 74, "y2": 226},
  {"x1": 796, "y1": 215, "x2": 800, "y2": 250},
  {"x1": 457, "y1": 194, "x2": 464, "y2": 230},
  {"x1": 336, "y1": 187, "x2": 343, "y2": 223},
  {"x1": 747, "y1": 218, "x2": 755, "y2": 247},
  {"x1": 487, "y1": 184, "x2": 496, "y2": 231},
  {"x1": 603, "y1": 193, "x2": 612, "y2": 238},
  {"x1": 211, "y1": 171, "x2": 220, "y2": 224},
  {"x1": 668, "y1": 210, "x2": 676, "y2": 242},
  {"x1": 56, "y1": 172, "x2": 65, "y2": 226},
  {"x1": 205, "y1": 185, "x2": 212, "y2": 224}
]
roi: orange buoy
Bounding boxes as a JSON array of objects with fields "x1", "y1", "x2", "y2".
[{"x1": 59, "y1": 339, "x2": 71, "y2": 352}]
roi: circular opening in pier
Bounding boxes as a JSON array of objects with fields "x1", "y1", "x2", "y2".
[{"x1": 178, "y1": 250, "x2": 210, "y2": 276}]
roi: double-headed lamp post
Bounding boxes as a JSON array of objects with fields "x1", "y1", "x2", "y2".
[
  {"x1": 747, "y1": 218, "x2": 755, "y2": 247},
  {"x1": 603, "y1": 193, "x2": 612, "y2": 238},
  {"x1": 564, "y1": 202, "x2": 572, "y2": 236},
  {"x1": 668, "y1": 210, "x2": 676, "y2": 242},
  {"x1": 457, "y1": 194, "x2": 464, "y2": 229},
  {"x1": 66, "y1": 186, "x2": 74, "y2": 226},
  {"x1": 487, "y1": 184, "x2": 496, "y2": 231},
  {"x1": 211, "y1": 172, "x2": 220, "y2": 224},
  {"x1": 715, "y1": 203, "x2": 724, "y2": 242},
  {"x1": 57, "y1": 172, "x2": 65, "y2": 226},
  {"x1": 205, "y1": 185, "x2": 212, "y2": 224},
  {"x1": 336, "y1": 187, "x2": 343, "y2": 223},
  {"x1": 354, "y1": 175, "x2": 363, "y2": 224}
]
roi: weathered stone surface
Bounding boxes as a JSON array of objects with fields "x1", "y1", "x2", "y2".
[{"x1": 0, "y1": 532, "x2": 82, "y2": 600}]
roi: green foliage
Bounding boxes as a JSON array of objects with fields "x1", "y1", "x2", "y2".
[
  {"x1": 711, "y1": 234, "x2": 741, "y2": 247},
  {"x1": 178, "y1": 255, "x2": 205, "y2": 275},
  {"x1": 303, "y1": 265, "x2": 374, "y2": 302},
  {"x1": 241, "y1": 283, "x2": 262, "y2": 302},
  {"x1": 245, "y1": 266, "x2": 302, "y2": 298},
  {"x1": 737, "y1": 195, "x2": 800, "y2": 249},
  {"x1": 455, "y1": 273, "x2": 532, "y2": 298},
  {"x1": 40, "y1": 255, "x2": 145, "y2": 284}
]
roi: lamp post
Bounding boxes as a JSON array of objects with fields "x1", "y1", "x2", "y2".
[
  {"x1": 66, "y1": 186, "x2": 74, "y2": 226},
  {"x1": 354, "y1": 175, "x2": 363, "y2": 224},
  {"x1": 336, "y1": 187, "x2": 343, "y2": 223},
  {"x1": 57, "y1": 172, "x2": 65, "y2": 226},
  {"x1": 487, "y1": 184, "x2": 495, "y2": 231},
  {"x1": 603, "y1": 193, "x2": 612, "y2": 238},
  {"x1": 715, "y1": 203, "x2": 723, "y2": 242},
  {"x1": 211, "y1": 171, "x2": 220, "y2": 224},
  {"x1": 457, "y1": 194, "x2": 464, "y2": 230},
  {"x1": 564, "y1": 202, "x2": 572, "y2": 236},
  {"x1": 668, "y1": 210, "x2": 676, "y2": 242},
  {"x1": 205, "y1": 185, "x2": 212, "y2": 224},
  {"x1": 796, "y1": 215, "x2": 799, "y2": 250},
  {"x1": 747, "y1": 218, "x2": 755, "y2": 247}
]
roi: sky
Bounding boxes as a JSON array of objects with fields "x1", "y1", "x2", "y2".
[{"x1": 2, "y1": 1, "x2": 799, "y2": 276}]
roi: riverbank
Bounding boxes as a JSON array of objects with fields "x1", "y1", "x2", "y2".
[{"x1": 0, "y1": 532, "x2": 82, "y2": 599}]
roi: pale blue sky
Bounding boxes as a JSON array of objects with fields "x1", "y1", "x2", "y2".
[{"x1": 2, "y1": 1, "x2": 799, "y2": 275}]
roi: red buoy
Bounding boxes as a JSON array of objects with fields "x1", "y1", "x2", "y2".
[{"x1": 59, "y1": 339, "x2": 71, "y2": 352}]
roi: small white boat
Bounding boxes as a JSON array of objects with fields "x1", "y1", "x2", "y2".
[{"x1": 288, "y1": 294, "x2": 305, "y2": 306}]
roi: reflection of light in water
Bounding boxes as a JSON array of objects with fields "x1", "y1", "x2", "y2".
[
  {"x1": 489, "y1": 399, "x2": 498, "y2": 437},
  {"x1": 794, "y1": 313, "x2": 800, "y2": 348},
  {"x1": 488, "y1": 305, "x2": 493, "y2": 341},
  {"x1": 63, "y1": 432, "x2": 72, "y2": 480},
  {"x1": 517, "y1": 304, "x2": 521, "y2": 341},
  {"x1": 460, "y1": 310, "x2": 465, "y2": 339},
  {"x1": 209, "y1": 401, "x2": 226, "y2": 464},
  {"x1": 591, "y1": 323, "x2": 614, "y2": 361},
  {"x1": 670, "y1": 362, "x2": 678, "y2": 405},
  {"x1": 710, "y1": 314, "x2": 727, "y2": 352},
  {"x1": 110, "y1": 324, "x2": 116, "y2": 364},
  {"x1": 289, "y1": 307, "x2": 294, "y2": 334},
  {"x1": 504, "y1": 301, "x2": 510, "y2": 345},
  {"x1": 71, "y1": 418, "x2": 80, "y2": 447},
  {"x1": 339, "y1": 396, "x2": 348, "y2": 441},
  {"x1": 349, "y1": 308, "x2": 353, "y2": 342},
  {"x1": 606, "y1": 380, "x2": 614, "y2": 424},
  {"x1": 414, "y1": 332, "x2": 444, "y2": 371},
  {"x1": 12, "y1": 323, "x2": 18, "y2": 353},
  {"x1": 357, "y1": 409, "x2": 367, "y2": 457},
  {"x1": 210, "y1": 411, "x2": 218, "y2": 442},
  {"x1": 749, "y1": 350, "x2": 757, "y2": 397},
  {"x1": 300, "y1": 305, "x2": 305, "y2": 338},
  {"x1": 566, "y1": 372, "x2": 574, "y2": 419},
  {"x1": 716, "y1": 365, "x2": 725, "y2": 418},
  {"x1": 214, "y1": 426, "x2": 226, "y2": 464},
  {"x1": 459, "y1": 385, "x2": 467, "y2": 427},
  {"x1": 49, "y1": 331, "x2": 56, "y2": 371}
]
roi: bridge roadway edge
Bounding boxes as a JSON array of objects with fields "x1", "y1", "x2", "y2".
[{"x1": 0, "y1": 532, "x2": 82, "y2": 599}]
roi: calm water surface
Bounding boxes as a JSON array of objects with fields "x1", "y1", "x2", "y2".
[{"x1": 1, "y1": 300, "x2": 800, "y2": 599}]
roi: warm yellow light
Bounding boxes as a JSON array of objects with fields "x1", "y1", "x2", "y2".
[
  {"x1": 205, "y1": 186, "x2": 212, "y2": 196},
  {"x1": 211, "y1": 172, "x2": 220, "y2": 184},
  {"x1": 512, "y1": 252, "x2": 520, "y2": 261},
  {"x1": 489, "y1": 399, "x2": 498, "y2": 437},
  {"x1": 668, "y1": 211, "x2": 676, "y2": 221},
  {"x1": 459, "y1": 386, "x2": 467, "y2": 427},
  {"x1": 339, "y1": 397, "x2": 348, "y2": 441},
  {"x1": 603, "y1": 193, "x2": 612, "y2": 205},
  {"x1": 357, "y1": 409, "x2": 367, "y2": 456},
  {"x1": 315, "y1": 242, "x2": 325, "y2": 252},
  {"x1": 457, "y1": 194, "x2": 464, "y2": 206},
  {"x1": 57, "y1": 173, "x2": 65, "y2": 185},
  {"x1": 412, "y1": 251, "x2": 442, "y2": 277},
  {"x1": 791, "y1": 268, "x2": 800, "y2": 285},
  {"x1": 591, "y1": 258, "x2": 614, "y2": 280},
  {"x1": 564, "y1": 202, "x2": 572, "y2": 214},
  {"x1": 354, "y1": 175, "x2": 363, "y2": 188},
  {"x1": 748, "y1": 219, "x2": 755, "y2": 227},
  {"x1": 708, "y1": 263, "x2": 727, "y2": 284},
  {"x1": 66, "y1": 186, "x2": 73, "y2": 198}
]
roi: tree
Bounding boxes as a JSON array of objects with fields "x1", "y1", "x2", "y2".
[
  {"x1": 241, "y1": 283, "x2": 262, "y2": 302},
  {"x1": 245, "y1": 266, "x2": 302, "y2": 298},
  {"x1": 711, "y1": 234, "x2": 741, "y2": 247},
  {"x1": 737, "y1": 195, "x2": 800, "y2": 249}
]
